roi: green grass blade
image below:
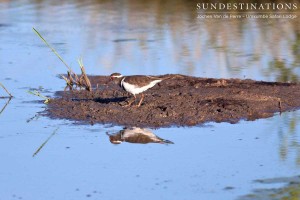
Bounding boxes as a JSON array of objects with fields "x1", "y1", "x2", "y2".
[
  {"x1": 32, "y1": 27, "x2": 73, "y2": 73},
  {"x1": 27, "y1": 90, "x2": 51, "y2": 104}
]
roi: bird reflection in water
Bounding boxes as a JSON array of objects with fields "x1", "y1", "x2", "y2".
[{"x1": 107, "y1": 127, "x2": 174, "y2": 145}]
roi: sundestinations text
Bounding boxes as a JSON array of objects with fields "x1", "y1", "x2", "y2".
[{"x1": 196, "y1": 3, "x2": 298, "y2": 10}]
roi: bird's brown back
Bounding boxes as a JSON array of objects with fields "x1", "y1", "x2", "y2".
[{"x1": 123, "y1": 75, "x2": 162, "y2": 87}]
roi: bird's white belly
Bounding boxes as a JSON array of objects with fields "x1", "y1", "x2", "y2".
[
  {"x1": 123, "y1": 127, "x2": 156, "y2": 138},
  {"x1": 121, "y1": 79, "x2": 161, "y2": 95}
]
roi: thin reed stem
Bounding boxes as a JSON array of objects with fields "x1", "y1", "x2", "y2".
[
  {"x1": 33, "y1": 127, "x2": 59, "y2": 157},
  {"x1": 32, "y1": 27, "x2": 74, "y2": 74},
  {"x1": 0, "y1": 82, "x2": 13, "y2": 97}
]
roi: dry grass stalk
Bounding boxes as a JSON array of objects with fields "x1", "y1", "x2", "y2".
[
  {"x1": 0, "y1": 82, "x2": 13, "y2": 97},
  {"x1": 33, "y1": 127, "x2": 59, "y2": 157},
  {"x1": 33, "y1": 28, "x2": 92, "y2": 92},
  {"x1": 78, "y1": 58, "x2": 92, "y2": 91},
  {"x1": 62, "y1": 61, "x2": 92, "y2": 92},
  {"x1": 0, "y1": 97, "x2": 12, "y2": 116}
]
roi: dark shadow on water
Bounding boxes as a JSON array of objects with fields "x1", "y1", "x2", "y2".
[
  {"x1": 107, "y1": 127, "x2": 174, "y2": 145},
  {"x1": 0, "y1": 23, "x2": 11, "y2": 28},
  {"x1": 113, "y1": 39, "x2": 138, "y2": 43}
]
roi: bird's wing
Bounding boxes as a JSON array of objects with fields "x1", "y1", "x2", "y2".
[{"x1": 124, "y1": 75, "x2": 162, "y2": 87}]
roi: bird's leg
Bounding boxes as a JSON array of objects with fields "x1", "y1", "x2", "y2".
[
  {"x1": 128, "y1": 95, "x2": 136, "y2": 106},
  {"x1": 137, "y1": 93, "x2": 144, "y2": 107},
  {"x1": 122, "y1": 94, "x2": 136, "y2": 107}
]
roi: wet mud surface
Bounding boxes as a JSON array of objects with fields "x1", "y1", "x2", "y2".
[{"x1": 46, "y1": 74, "x2": 300, "y2": 128}]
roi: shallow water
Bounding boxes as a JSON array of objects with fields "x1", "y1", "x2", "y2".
[{"x1": 1, "y1": 1, "x2": 300, "y2": 199}]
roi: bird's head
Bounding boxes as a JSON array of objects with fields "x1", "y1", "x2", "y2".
[
  {"x1": 110, "y1": 73, "x2": 123, "y2": 81},
  {"x1": 106, "y1": 132, "x2": 123, "y2": 144}
]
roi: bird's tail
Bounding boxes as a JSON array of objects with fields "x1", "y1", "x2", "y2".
[{"x1": 161, "y1": 139, "x2": 174, "y2": 144}]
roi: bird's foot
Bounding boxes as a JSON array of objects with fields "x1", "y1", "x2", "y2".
[
  {"x1": 122, "y1": 104, "x2": 131, "y2": 107},
  {"x1": 121, "y1": 100, "x2": 135, "y2": 107}
]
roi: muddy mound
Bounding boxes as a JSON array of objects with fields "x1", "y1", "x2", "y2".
[{"x1": 46, "y1": 74, "x2": 300, "y2": 127}]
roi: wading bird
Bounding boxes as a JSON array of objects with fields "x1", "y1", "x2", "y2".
[{"x1": 110, "y1": 73, "x2": 165, "y2": 107}]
